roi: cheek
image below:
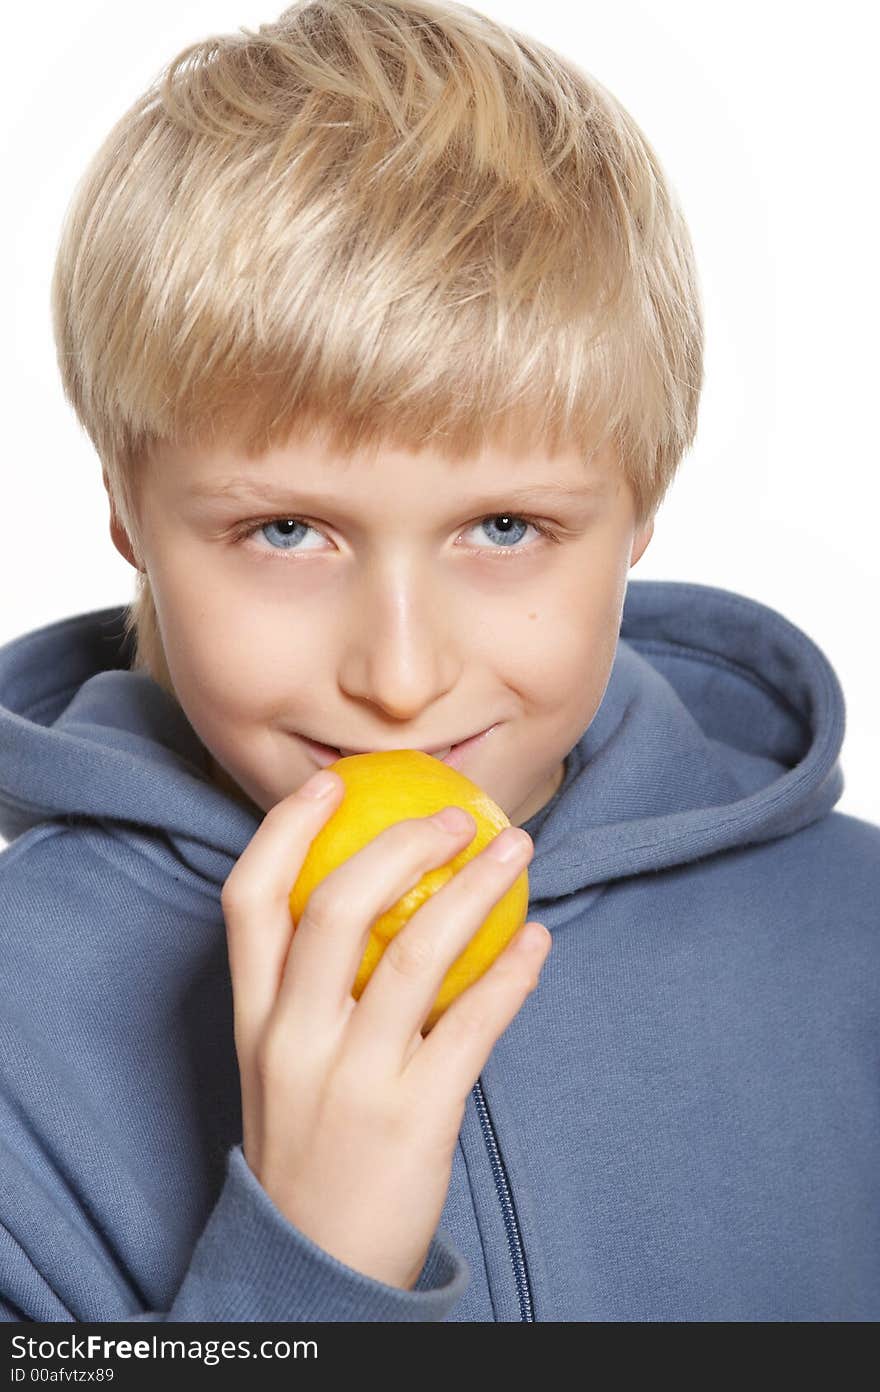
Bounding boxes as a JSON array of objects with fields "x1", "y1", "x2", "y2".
[
  {"x1": 517, "y1": 563, "x2": 625, "y2": 704},
  {"x1": 521, "y1": 615, "x2": 616, "y2": 722},
  {"x1": 182, "y1": 624, "x2": 271, "y2": 696},
  {"x1": 149, "y1": 557, "x2": 294, "y2": 716}
]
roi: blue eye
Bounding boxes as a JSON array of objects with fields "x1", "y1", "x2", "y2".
[
  {"x1": 249, "y1": 519, "x2": 313, "y2": 551},
  {"x1": 475, "y1": 515, "x2": 533, "y2": 548},
  {"x1": 233, "y1": 513, "x2": 558, "y2": 558}
]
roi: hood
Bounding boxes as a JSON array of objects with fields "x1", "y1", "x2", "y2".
[{"x1": 0, "y1": 581, "x2": 846, "y2": 905}]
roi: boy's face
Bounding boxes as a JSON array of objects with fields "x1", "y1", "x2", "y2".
[{"x1": 110, "y1": 427, "x2": 653, "y2": 827}]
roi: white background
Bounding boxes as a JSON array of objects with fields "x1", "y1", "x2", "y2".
[{"x1": 1, "y1": 0, "x2": 878, "y2": 825}]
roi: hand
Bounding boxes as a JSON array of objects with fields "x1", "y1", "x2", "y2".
[{"x1": 221, "y1": 769, "x2": 552, "y2": 1291}]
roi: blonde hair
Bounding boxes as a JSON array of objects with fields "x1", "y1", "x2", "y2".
[{"x1": 50, "y1": 0, "x2": 704, "y2": 700}]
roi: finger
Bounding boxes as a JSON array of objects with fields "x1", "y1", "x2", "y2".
[
  {"x1": 404, "y1": 921, "x2": 552, "y2": 1102},
  {"x1": 221, "y1": 769, "x2": 345, "y2": 1072},
  {"x1": 346, "y1": 826, "x2": 535, "y2": 1069},
  {"x1": 278, "y1": 807, "x2": 478, "y2": 1029}
]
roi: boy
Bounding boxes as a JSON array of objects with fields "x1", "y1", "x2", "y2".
[{"x1": 0, "y1": 0, "x2": 877, "y2": 1322}]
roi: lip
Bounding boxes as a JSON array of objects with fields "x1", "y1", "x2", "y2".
[
  {"x1": 440, "y1": 723, "x2": 498, "y2": 768},
  {"x1": 296, "y1": 724, "x2": 499, "y2": 767},
  {"x1": 297, "y1": 734, "x2": 348, "y2": 767}
]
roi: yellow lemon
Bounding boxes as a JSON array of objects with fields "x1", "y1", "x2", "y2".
[{"x1": 288, "y1": 750, "x2": 529, "y2": 1031}]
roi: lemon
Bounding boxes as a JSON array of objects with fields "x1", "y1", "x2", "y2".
[{"x1": 288, "y1": 750, "x2": 529, "y2": 1031}]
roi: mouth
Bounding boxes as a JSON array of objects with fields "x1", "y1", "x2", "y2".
[{"x1": 296, "y1": 724, "x2": 499, "y2": 769}]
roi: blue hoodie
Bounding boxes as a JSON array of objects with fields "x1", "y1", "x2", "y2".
[{"x1": 0, "y1": 579, "x2": 877, "y2": 1322}]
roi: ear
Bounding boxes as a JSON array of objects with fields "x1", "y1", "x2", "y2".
[
  {"x1": 630, "y1": 515, "x2": 655, "y2": 569},
  {"x1": 102, "y1": 469, "x2": 143, "y2": 572}
]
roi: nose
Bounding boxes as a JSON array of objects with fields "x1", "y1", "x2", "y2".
[{"x1": 336, "y1": 556, "x2": 460, "y2": 718}]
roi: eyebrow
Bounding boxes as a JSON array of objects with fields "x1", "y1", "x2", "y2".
[{"x1": 187, "y1": 477, "x2": 609, "y2": 511}]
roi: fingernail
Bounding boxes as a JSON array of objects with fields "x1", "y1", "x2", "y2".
[
  {"x1": 434, "y1": 806, "x2": 473, "y2": 834},
  {"x1": 300, "y1": 770, "x2": 338, "y2": 799},
  {"x1": 489, "y1": 828, "x2": 532, "y2": 862},
  {"x1": 518, "y1": 922, "x2": 550, "y2": 951}
]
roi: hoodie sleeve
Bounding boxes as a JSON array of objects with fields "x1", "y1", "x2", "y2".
[
  {"x1": 136, "y1": 1144, "x2": 470, "y2": 1322},
  {"x1": 0, "y1": 1144, "x2": 470, "y2": 1324}
]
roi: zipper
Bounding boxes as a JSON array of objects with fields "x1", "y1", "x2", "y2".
[{"x1": 472, "y1": 1076, "x2": 535, "y2": 1321}]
